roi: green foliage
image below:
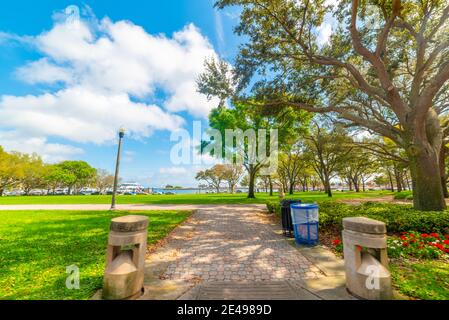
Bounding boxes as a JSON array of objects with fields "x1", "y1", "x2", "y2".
[
  {"x1": 205, "y1": 101, "x2": 311, "y2": 198},
  {"x1": 318, "y1": 202, "x2": 449, "y2": 234},
  {"x1": 266, "y1": 201, "x2": 281, "y2": 215},
  {"x1": 20, "y1": 153, "x2": 49, "y2": 194},
  {"x1": 391, "y1": 260, "x2": 449, "y2": 300},
  {"x1": 0, "y1": 147, "x2": 24, "y2": 193},
  {"x1": 56, "y1": 161, "x2": 97, "y2": 192},
  {"x1": 394, "y1": 191, "x2": 413, "y2": 200},
  {"x1": 0, "y1": 210, "x2": 191, "y2": 299}
]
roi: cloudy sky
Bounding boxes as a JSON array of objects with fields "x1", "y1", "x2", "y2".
[{"x1": 0, "y1": 0, "x2": 335, "y2": 188}]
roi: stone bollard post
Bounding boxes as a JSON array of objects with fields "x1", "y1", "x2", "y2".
[
  {"x1": 342, "y1": 217, "x2": 392, "y2": 300},
  {"x1": 102, "y1": 215, "x2": 149, "y2": 300}
]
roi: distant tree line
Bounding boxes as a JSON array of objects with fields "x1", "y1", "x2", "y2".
[{"x1": 0, "y1": 146, "x2": 114, "y2": 196}]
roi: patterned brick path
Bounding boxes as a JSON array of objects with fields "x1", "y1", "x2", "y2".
[{"x1": 146, "y1": 205, "x2": 323, "y2": 283}]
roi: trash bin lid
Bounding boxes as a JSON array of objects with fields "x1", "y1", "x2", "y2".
[
  {"x1": 291, "y1": 203, "x2": 318, "y2": 210},
  {"x1": 281, "y1": 199, "x2": 302, "y2": 206}
]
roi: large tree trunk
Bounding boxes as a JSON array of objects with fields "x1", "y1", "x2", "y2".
[
  {"x1": 347, "y1": 178, "x2": 353, "y2": 191},
  {"x1": 387, "y1": 170, "x2": 394, "y2": 192},
  {"x1": 0, "y1": 188, "x2": 3, "y2": 196},
  {"x1": 269, "y1": 177, "x2": 273, "y2": 196},
  {"x1": 405, "y1": 109, "x2": 447, "y2": 211},
  {"x1": 408, "y1": 144, "x2": 446, "y2": 211},
  {"x1": 353, "y1": 177, "x2": 360, "y2": 192},
  {"x1": 324, "y1": 176, "x2": 332, "y2": 197},
  {"x1": 439, "y1": 145, "x2": 449, "y2": 198},
  {"x1": 394, "y1": 167, "x2": 402, "y2": 192},
  {"x1": 289, "y1": 183, "x2": 294, "y2": 195},
  {"x1": 247, "y1": 166, "x2": 256, "y2": 199}
]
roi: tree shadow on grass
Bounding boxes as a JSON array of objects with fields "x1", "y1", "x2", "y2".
[{"x1": 0, "y1": 210, "x2": 190, "y2": 300}]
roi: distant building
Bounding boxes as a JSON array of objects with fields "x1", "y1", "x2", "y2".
[{"x1": 118, "y1": 182, "x2": 145, "y2": 194}]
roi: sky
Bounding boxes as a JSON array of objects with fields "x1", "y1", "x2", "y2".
[{"x1": 0, "y1": 0, "x2": 335, "y2": 188}]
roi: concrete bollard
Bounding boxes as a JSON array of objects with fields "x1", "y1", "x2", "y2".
[
  {"x1": 102, "y1": 215, "x2": 149, "y2": 300},
  {"x1": 342, "y1": 217, "x2": 392, "y2": 300}
]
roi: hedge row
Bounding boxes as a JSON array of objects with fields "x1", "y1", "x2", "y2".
[
  {"x1": 266, "y1": 200, "x2": 449, "y2": 234},
  {"x1": 393, "y1": 191, "x2": 413, "y2": 200}
]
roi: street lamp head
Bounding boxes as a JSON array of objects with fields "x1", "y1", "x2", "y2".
[{"x1": 119, "y1": 127, "x2": 126, "y2": 138}]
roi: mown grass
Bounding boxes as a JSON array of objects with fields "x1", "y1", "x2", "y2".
[
  {"x1": 0, "y1": 210, "x2": 191, "y2": 300},
  {"x1": 0, "y1": 190, "x2": 393, "y2": 205},
  {"x1": 391, "y1": 259, "x2": 449, "y2": 300}
]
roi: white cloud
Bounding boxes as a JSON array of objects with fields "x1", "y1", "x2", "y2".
[
  {"x1": 27, "y1": 17, "x2": 220, "y2": 113},
  {"x1": 0, "y1": 87, "x2": 184, "y2": 144},
  {"x1": 324, "y1": 0, "x2": 340, "y2": 7},
  {"x1": 16, "y1": 58, "x2": 73, "y2": 84},
  {"x1": 0, "y1": 9, "x2": 220, "y2": 160},
  {"x1": 317, "y1": 22, "x2": 333, "y2": 45},
  {"x1": 0, "y1": 131, "x2": 83, "y2": 163}
]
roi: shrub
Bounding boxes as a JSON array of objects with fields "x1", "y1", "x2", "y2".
[
  {"x1": 394, "y1": 191, "x2": 413, "y2": 200},
  {"x1": 318, "y1": 201, "x2": 449, "y2": 234},
  {"x1": 266, "y1": 201, "x2": 281, "y2": 215}
]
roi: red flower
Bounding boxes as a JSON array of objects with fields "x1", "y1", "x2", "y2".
[
  {"x1": 332, "y1": 239, "x2": 342, "y2": 246},
  {"x1": 444, "y1": 235, "x2": 449, "y2": 239},
  {"x1": 402, "y1": 242, "x2": 409, "y2": 247},
  {"x1": 444, "y1": 240, "x2": 449, "y2": 245},
  {"x1": 421, "y1": 234, "x2": 429, "y2": 238},
  {"x1": 436, "y1": 244, "x2": 445, "y2": 251},
  {"x1": 356, "y1": 245, "x2": 363, "y2": 251},
  {"x1": 409, "y1": 234, "x2": 416, "y2": 237},
  {"x1": 400, "y1": 236, "x2": 407, "y2": 240},
  {"x1": 430, "y1": 233, "x2": 440, "y2": 239}
]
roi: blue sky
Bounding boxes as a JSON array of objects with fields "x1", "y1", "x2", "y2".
[{"x1": 0, "y1": 0, "x2": 242, "y2": 187}]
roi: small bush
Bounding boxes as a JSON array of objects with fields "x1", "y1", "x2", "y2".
[
  {"x1": 266, "y1": 201, "x2": 281, "y2": 215},
  {"x1": 394, "y1": 191, "x2": 413, "y2": 200},
  {"x1": 318, "y1": 201, "x2": 449, "y2": 234}
]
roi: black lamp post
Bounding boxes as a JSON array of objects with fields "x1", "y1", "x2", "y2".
[{"x1": 111, "y1": 128, "x2": 125, "y2": 211}]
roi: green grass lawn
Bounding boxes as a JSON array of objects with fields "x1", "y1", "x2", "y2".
[
  {"x1": 0, "y1": 210, "x2": 191, "y2": 300},
  {"x1": 391, "y1": 259, "x2": 449, "y2": 300},
  {"x1": 0, "y1": 190, "x2": 393, "y2": 205}
]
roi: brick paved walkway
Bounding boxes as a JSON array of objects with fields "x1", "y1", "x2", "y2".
[{"x1": 145, "y1": 205, "x2": 323, "y2": 285}]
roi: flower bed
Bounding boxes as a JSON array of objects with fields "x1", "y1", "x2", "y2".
[
  {"x1": 331, "y1": 232, "x2": 449, "y2": 260},
  {"x1": 389, "y1": 232, "x2": 449, "y2": 259}
]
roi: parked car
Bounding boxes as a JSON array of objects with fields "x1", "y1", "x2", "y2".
[
  {"x1": 54, "y1": 189, "x2": 68, "y2": 195},
  {"x1": 4, "y1": 190, "x2": 25, "y2": 196},
  {"x1": 29, "y1": 190, "x2": 44, "y2": 196}
]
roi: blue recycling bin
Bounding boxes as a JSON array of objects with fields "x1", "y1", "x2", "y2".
[{"x1": 290, "y1": 203, "x2": 319, "y2": 246}]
